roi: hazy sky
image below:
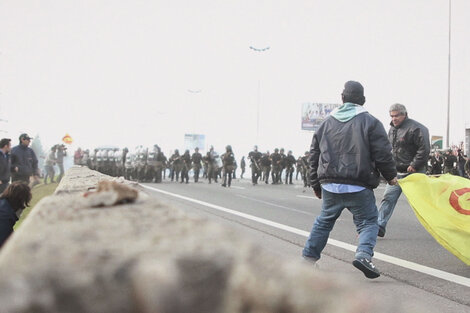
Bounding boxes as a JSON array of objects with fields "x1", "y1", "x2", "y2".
[{"x1": 1, "y1": 0, "x2": 469, "y2": 157}]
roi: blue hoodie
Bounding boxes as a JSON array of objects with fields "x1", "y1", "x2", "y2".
[{"x1": 331, "y1": 102, "x2": 367, "y2": 122}]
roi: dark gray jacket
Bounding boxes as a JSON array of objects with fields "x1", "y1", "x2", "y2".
[
  {"x1": 309, "y1": 112, "x2": 397, "y2": 191},
  {"x1": 0, "y1": 198, "x2": 17, "y2": 247},
  {"x1": 11, "y1": 145, "x2": 39, "y2": 177},
  {"x1": 0, "y1": 151, "x2": 10, "y2": 183},
  {"x1": 388, "y1": 117, "x2": 430, "y2": 173}
]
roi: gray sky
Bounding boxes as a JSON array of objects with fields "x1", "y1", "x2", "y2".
[{"x1": 1, "y1": 0, "x2": 469, "y2": 157}]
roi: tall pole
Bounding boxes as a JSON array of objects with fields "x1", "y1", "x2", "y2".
[
  {"x1": 257, "y1": 79, "x2": 261, "y2": 144},
  {"x1": 446, "y1": 0, "x2": 451, "y2": 148},
  {"x1": 249, "y1": 46, "x2": 270, "y2": 145}
]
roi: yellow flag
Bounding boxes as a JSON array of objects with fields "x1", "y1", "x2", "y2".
[{"x1": 399, "y1": 174, "x2": 470, "y2": 265}]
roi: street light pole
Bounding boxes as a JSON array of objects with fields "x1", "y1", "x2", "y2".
[
  {"x1": 446, "y1": 0, "x2": 451, "y2": 148},
  {"x1": 249, "y1": 46, "x2": 270, "y2": 145}
]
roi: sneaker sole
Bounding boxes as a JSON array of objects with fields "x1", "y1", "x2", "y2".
[{"x1": 352, "y1": 260, "x2": 380, "y2": 279}]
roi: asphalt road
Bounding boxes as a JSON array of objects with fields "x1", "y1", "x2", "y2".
[{"x1": 142, "y1": 176, "x2": 470, "y2": 312}]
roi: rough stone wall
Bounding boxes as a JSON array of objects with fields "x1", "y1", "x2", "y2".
[{"x1": 0, "y1": 167, "x2": 400, "y2": 313}]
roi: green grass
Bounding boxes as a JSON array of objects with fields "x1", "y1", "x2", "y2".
[{"x1": 14, "y1": 180, "x2": 59, "y2": 230}]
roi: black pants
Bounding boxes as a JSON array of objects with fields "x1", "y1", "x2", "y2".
[
  {"x1": 251, "y1": 165, "x2": 260, "y2": 184},
  {"x1": 193, "y1": 166, "x2": 200, "y2": 182}
]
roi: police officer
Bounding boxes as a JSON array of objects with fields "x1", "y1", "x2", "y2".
[
  {"x1": 270, "y1": 148, "x2": 282, "y2": 184},
  {"x1": 180, "y1": 150, "x2": 191, "y2": 184},
  {"x1": 279, "y1": 148, "x2": 287, "y2": 184},
  {"x1": 221, "y1": 145, "x2": 235, "y2": 187},
  {"x1": 154, "y1": 145, "x2": 166, "y2": 183},
  {"x1": 284, "y1": 150, "x2": 296, "y2": 184},
  {"x1": 191, "y1": 147, "x2": 203, "y2": 183},
  {"x1": 203, "y1": 151, "x2": 217, "y2": 184},
  {"x1": 248, "y1": 145, "x2": 262, "y2": 185},
  {"x1": 260, "y1": 151, "x2": 271, "y2": 184},
  {"x1": 169, "y1": 149, "x2": 182, "y2": 182}
]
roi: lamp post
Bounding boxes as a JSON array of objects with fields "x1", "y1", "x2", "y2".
[
  {"x1": 249, "y1": 45, "x2": 270, "y2": 145},
  {"x1": 446, "y1": 0, "x2": 451, "y2": 148}
]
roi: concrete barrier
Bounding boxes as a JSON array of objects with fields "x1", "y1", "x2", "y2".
[{"x1": 0, "y1": 167, "x2": 401, "y2": 313}]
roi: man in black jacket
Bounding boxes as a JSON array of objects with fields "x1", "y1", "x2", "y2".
[
  {"x1": 0, "y1": 138, "x2": 12, "y2": 194},
  {"x1": 10, "y1": 134, "x2": 39, "y2": 184},
  {"x1": 302, "y1": 81, "x2": 397, "y2": 279},
  {"x1": 377, "y1": 103, "x2": 430, "y2": 238}
]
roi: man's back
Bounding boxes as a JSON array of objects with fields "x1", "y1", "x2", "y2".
[{"x1": 310, "y1": 111, "x2": 396, "y2": 190}]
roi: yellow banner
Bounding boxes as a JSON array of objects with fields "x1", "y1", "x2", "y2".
[{"x1": 399, "y1": 174, "x2": 470, "y2": 265}]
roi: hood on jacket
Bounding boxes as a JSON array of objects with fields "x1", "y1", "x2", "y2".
[{"x1": 331, "y1": 102, "x2": 367, "y2": 122}]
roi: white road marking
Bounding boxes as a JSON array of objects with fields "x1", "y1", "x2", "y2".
[
  {"x1": 141, "y1": 184, "x2": 470, "y2": 288},
  {"x1": 231, "y1": 186, "x2": 245, "y2": 190},
  {"x1": 236, "y1": 194, "x2": 314, "y2": 216},
  {"x1": 297, "y1": 195, "x2": 321, "y2": 200}
]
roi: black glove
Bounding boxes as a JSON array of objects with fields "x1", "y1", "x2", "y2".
[{"x1": 313, "y1": 187, "x2": 322, "y2": 199}]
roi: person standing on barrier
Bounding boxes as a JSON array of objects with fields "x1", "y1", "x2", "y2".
[
  {"x1": 377, "y1": 103, "x2": 430, "y2": 237},
  {"x1": 0, "y1": 182, "x2": 32, "y2": 247},
  {"x1": 0, "y1": 139, "x2": 12, "y2": 194},
  {"x1": 303, "y1": 81, "x2": 397, "y2": 279}
]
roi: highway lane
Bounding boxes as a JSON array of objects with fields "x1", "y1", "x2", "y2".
[{"x1": 142, "y1": 177, "x2": 470, "y2": 309}]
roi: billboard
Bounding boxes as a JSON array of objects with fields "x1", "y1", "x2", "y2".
[
  {"x1": 184, "y1": 134, "x2": 205, "y2": 151},
  {"x1": 431, "y1": 135, "x2": 443, "y2": 149},
  {"x1": 301, "y1": 102, "x2": 340, "y2": 131}
]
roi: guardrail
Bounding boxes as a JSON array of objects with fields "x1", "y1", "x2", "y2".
[{"x1": 0, "y1": 166, "x2": 389, "y2": 313}]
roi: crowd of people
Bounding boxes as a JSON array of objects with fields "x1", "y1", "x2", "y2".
[
  {"x1": 428, "y1": 148, "x2": 469, "y2": 178},
  {"x1": 74, "y1": 144, "x2": 313, "y2": 188}
]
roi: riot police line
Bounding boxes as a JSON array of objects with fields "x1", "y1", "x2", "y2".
[{"x1": 75, "y1": 144, "x2": 313, "y2": 187}]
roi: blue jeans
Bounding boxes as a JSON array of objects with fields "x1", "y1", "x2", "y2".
[
  {"x1": 302, "y1": 188, "x2": 379, "y2": 260},
  {"x1": 377, "y1": 183, "x2": 402, "y2": 230}
]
